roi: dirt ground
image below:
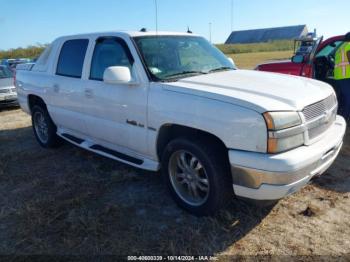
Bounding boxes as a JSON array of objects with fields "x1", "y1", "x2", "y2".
[{"x1": 0, "y1": 107, "x2": 349, "y2": 258}]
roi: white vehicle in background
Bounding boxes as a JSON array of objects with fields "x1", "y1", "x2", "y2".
[
  {"x1": 0, "y1": 65, "x2": 17, "y2": 106},
  {"x1": 15, "y1": 31, "x2": 346, "y2": 216},
  {"x1": 1, "y1": 58, "x2": 32, "y2": 71}
]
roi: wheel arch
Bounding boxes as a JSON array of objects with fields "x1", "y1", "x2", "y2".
[
  {"x1": 27, "y1": 94, "x2": 47, "y2": 113},
  {"x1": 156, "y1": 123, "x2": 228, "y2": 162}
]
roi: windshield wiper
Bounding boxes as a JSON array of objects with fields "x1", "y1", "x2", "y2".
[
  {"x1": 208, "y1": 67, "x2": 233, "y2": 73},
  {"x1": 164, "y1": 71, "x2": 207, "y2": 79}
]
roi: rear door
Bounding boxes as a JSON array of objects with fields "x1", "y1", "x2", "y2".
[{"x1": 48, "y1": 38, "x2": 89, "y2": 134}]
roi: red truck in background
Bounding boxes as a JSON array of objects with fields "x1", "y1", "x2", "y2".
[{"x1": 255, "y1": 33, "x2": 349, "y2": 87}]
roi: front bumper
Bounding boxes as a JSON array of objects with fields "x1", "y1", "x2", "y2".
[
  {"x1": 0, "y1": 93, "x2": 18, "y2": 106},
  {"x1": 229, "y1": 115, "x2": 346, "y2": 200}
]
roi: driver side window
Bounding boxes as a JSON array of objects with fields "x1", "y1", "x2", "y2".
[{"x1": 90, "y1": 37, "x2": 134, "y2": 81}]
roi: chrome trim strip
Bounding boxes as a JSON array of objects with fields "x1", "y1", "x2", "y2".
[{"x1": 269, "y1": 125, "x2": 306, "y2": 139}]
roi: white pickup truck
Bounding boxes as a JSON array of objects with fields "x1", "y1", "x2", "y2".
[{"x1": 16, "y1": 31, "x2": 346, "y2": 216}]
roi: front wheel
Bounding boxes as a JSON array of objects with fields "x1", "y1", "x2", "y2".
[{"x1": 162, "y1": 138, "x2": 232, "y2": 216}]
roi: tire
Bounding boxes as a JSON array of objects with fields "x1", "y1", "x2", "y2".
[
  {"x1": 161, "y1": 137, "x2": 232, "y2": 216},
  {"x1": 31, "y1": 105, "x2": 61, "y2": 148}
]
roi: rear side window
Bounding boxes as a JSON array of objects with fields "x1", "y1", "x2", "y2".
[
  {"x1": 32, "y1": 44, "x2": 52, "y2": 72},
  {"x1": 56, "y1": 39, "x2": 89, "y2": 78}
]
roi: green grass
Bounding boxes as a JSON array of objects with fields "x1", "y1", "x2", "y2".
[
  {"x1": 229, "y1": 50, "x2": 294, "y2": 69},
  {"x1": 216, "y1": 40, "x2": 295, "y2": 55}
]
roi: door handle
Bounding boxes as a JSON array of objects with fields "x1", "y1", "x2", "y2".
[
  {"x1": 85, "y1": 89, "x2": 93, "y2": 98},
  {"x1": 53, "y1": 84, "x2": 60, "y2": 93}
]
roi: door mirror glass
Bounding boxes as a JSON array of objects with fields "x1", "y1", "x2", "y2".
[
  {"x1": 292, "y1": 54, "x2": 304, "y2": 64},
  {"x1": 103, "y1": 66, "x2": 131, "y2": 84}
]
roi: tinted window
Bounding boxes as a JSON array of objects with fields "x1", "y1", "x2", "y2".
[
  {"x1": 33, "y1": 44, "x2": 52, "y2": 72},
  {"x1": 0, "y1": 66, "x2": 13, "y2": 78},
  {"x1": 133, "y1": 36, "x2": 234, "y2": 81},
  {"x1": 90, "y1": 38, "x2": 133, "y2": 81},
  {"x1": 56, "y1": 39, "x2": 89, "y2": 78}
]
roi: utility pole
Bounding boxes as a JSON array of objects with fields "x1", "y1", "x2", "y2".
[{"x1": 209, "y1": 22, "x2": 212, "y2": 43}]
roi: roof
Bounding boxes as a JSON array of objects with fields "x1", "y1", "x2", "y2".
[
  {"x1": 225, "y1": 25, "x2": 308, "y2": 44},
  {"x1": 53, "y1": 31, "x2": 198, "y2": 42},
  {"x1": 125, "y1": 31, "x2": 199, "y2": 37}
]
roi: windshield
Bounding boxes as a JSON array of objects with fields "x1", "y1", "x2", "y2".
[
  {"x1": 0, "y1": 66, "x2": 13, "y2": 78},
  {"x1": 133, "y1": 36, "x2": 235, "y2": 81}
]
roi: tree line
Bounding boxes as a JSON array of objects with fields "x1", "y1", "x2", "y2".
[{"x1": 0, "y1": 44, "x2": 47, "y2": 60}]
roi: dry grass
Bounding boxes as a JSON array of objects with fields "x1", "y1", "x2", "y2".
[
  {"x1": 229, "y1": 50, "x2": 294, "y2": 69},
  {"x1": 216, "y1": 40, "x2": 295, "y2": 55},
  {"x1": 0, "y1": 105, "x2": 349, "y2": 258}
]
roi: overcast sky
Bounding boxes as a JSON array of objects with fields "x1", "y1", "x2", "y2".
[{"x1": 0, "y1": 0, "x2": 348, "y2": 50}]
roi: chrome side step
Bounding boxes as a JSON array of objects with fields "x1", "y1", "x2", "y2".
[
  {"x1": 58, "y1": 132, "x2": 144, "y2": 166},
  {"x1": 56, "y1": 129, "x2": 159, "y2": 171},
  {"x1": 61, "y1": 133, "x2": 84, "y2": 144},
  {"x1": 90, "y1": 144, "x2": 143, "y2": 165}
]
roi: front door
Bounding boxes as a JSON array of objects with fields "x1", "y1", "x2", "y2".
[
  {"x1": 82, "y1": 37, "x2": 148, "y2": 155},
  {"x1": 313, "y1": 40, "x2": 344, "y2": 82}
]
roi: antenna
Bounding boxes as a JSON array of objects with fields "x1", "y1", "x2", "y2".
[
  {"x1": 209, "y1": 22, "x2": 212, "y2": 43},
  {"x1": 230, "y1": 0, "x2": 233, "y2": 31},
  {"x1": 154, "y1": 0, "x2": 158, "y2": 33}
]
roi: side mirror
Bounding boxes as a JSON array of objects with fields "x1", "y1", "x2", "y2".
[
  {"x1": 103, "y1": 66, "x2": 132, "y2": 84},
  {"x1": 227, "y1": 57, "x2": 237, "y2": 68},
  {"x1": 291, "y1": 54, "x2": 304, "y2": 64}
]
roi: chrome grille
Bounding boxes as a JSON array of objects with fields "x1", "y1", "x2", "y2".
[
  {"x1": 302, "y1": 95, "x2": 337, "y2": 140},
  {"x1": 303, "y1": 95, "x2": 337, "y2": 122},
  {"x1": 308, "y1": 110, "x2": 336, "y2": 140}
]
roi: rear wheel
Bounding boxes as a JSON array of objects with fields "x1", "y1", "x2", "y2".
[
  {"x1": 162, "y1": 138, "x2": 232, "y2": 216},
  {"x1": 31, "y1": 105, "x2": 61, "y2": 148}
]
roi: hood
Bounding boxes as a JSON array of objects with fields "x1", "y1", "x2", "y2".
[
  {"x1": 0, "y1": 78, "x2": 14, "y2": 89},
  {"x1": 257, "y1": 59, "x2": 292, "y2": 66},
  {"x1": 163, "y1": 70, "x2": 334, "y2": 113}
]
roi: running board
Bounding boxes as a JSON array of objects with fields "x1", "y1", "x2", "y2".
[
  {"x1": 61, "y1": 133, "x2": 84, "y2": 144},
  {"x1": 57, "y1": 132, "x2": 148, "y2": 168},
  {"x1": 90, "y1": 144, "x2": 143, "y2": 165}
]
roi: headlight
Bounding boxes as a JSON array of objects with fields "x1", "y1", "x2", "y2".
[
  {"x1": 263, "y1": 112, "x2": 304, "y2": 153},
  {"x1": 263, "y1": 112, "x2": 301, "y2": 130}
]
